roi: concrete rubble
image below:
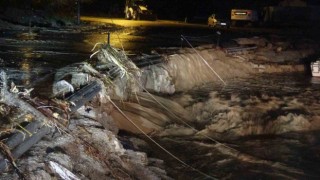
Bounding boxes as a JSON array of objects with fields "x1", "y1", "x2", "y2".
[
  {"x1": 0, "y1": 43, "x2": 174, "y2": 179},
  {"x1": 1, "y1": 115, "x2": 171, "y2": 179}
]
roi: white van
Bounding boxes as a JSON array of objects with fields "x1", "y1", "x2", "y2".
[{"x1": 231, "y1": 9, "x2": 258, "y2": 26}]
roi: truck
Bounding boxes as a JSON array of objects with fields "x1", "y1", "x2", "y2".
[
  {"x1": 231, "y1": 9, "x2": 259, "y2": 26},
  {"x1": 124, "y1": 0, "x2": 156, "y2": 20}
]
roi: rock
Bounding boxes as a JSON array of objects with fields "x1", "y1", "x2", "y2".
[
  {"x1": 52, "y1": 80, "x2": 74, "y2": 97},
  {"x1": 48, "y1": 161, "x2": 80, "y2": 180},
  {"x1": 98, "y1": 112, "x2": 119, "y2": 134},
  {"x1": 47, "y1": 153, "x2": 73, "y2": 170},
  {"x1": 129, "y1": 137, "x2": 150, "y2": 151},
  {"x1": 123, "y1": 150, "x2": 148, "y2": 165},
  {"x1": 148, "y1": 158, "x2": 165, "y2": 169},
  {"x1": 0, "y1": 116, "x2": 171, "y2": 179},
  {"x1": 141, "y1": 65, "x2": 175, "y2": 94},
  {"x1": 71, "y1": 73, "x2": 89, "y2": 89}
]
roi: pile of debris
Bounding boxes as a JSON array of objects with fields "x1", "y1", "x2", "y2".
[{"x1": 0, "y1": 42, "x2": 173, "y2": 179}]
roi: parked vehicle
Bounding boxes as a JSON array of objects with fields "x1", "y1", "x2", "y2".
[
  {"x1": 311, "y1": 60, "x2": 320, "y2": 77},
  {"x1": 124, "y1": 0, "x2": 156, "y2": 20},
  {"x1": 231, "y1": 9, "x2": 258, "y2": 26},
  {"x1": 208, "y1": 14, "x2": 230, "y2": 28}
]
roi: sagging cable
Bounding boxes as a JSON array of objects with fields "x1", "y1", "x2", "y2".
[
  {"x1": 181, "y1": 35, "x2": 227, "y2": 86},
  {"x1": 107, "y1": 96, "x2": 217, "y2": 180}
]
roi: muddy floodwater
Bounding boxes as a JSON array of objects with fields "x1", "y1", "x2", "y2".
[
  {"x1": 1, "y1": 25, "x2": 320, "y2": 179},
  {"x1": 147, "y1": 73, "x2": 320, "y2": 179}
]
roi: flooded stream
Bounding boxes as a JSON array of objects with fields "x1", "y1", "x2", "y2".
[
  {"x1": 1, "y1": 25, "x2": 320, "y2": 179},
  {"x1": 143, "y1": 73, "x2": 320, "y2": 179}
]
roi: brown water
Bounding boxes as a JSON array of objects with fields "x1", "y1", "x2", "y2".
[
  {"x1": 1, "y1": 27, "x2": 320, "y2": 180},
  {"x1": 146, "y1": 73, "x2": 320, "y2": 179}
]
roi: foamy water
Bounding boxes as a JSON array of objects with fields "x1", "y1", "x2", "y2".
[{"x1": 152, "y1": 72, "x2": 320, "y2": 179}]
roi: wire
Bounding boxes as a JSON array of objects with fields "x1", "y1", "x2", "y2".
[
  {"x1": 131, "y1": 75, "x2": 241, "y2": 153},
  {"x1": 181, "y1": 35, "x2": 227, "y2": 86},
  {"x1": 108, "y1": 97, "x2": 217, "y2": 180},
  {"x1": 103, "y1": 18, "x2": 217, "y2": 179}
]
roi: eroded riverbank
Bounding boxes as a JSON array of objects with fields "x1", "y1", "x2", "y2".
[{"x1": 1, "y1": 18, "x2": 320, "y2": 179}]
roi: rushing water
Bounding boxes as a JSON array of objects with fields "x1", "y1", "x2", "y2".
[
  {"x1": 145, "y1": 73, "x2": 320, "y2": 179},
  {"x1": 1, "y1": 26, "x2": 320, "y2": 179}
]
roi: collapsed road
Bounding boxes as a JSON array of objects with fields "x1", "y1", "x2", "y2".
[{"x1": 1, "y1": 18, "x2": 320, "y2": 179}]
